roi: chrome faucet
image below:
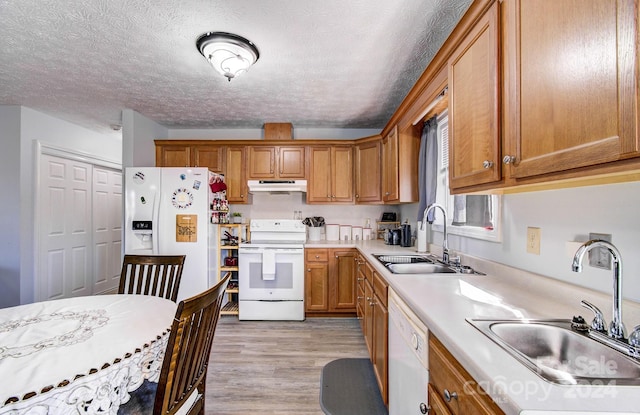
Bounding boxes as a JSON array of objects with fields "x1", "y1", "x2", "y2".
[
  {"x1": 422, "y1": 203, "x2": 449, "y2": 264},
  {"x1": 572, "y1": 239, "x2": 626, "y2": 340}
]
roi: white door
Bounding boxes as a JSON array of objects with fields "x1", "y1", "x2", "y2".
[
  {"x1": 38, "y1": 155, "x2": 93, "y2": 300},
  {"x1": 92, "y1": 167, "x2": 122, "y2": 294}
]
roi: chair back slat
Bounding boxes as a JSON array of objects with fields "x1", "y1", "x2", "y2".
[
  {"x1": 118, "y1": 255, "x2": 186, "y2": 302},
  {"x1": 154, "y1": 274, "x2": 230, "y2": 415}
]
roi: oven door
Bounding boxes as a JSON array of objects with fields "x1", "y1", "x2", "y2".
[{"x1": 238, "y1": 246, "x2": 304, "y2": 301}]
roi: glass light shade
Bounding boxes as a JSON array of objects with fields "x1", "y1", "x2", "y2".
[{"x1": 196, "y1": 32, "x2": 260, "y2": 81}]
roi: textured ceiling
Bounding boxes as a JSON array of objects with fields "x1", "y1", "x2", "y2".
[{"x1": 0, "y1": 0, "x2": 471, "y2": 135}]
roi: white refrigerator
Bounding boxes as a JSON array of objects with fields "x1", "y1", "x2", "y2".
[{"x1": 124, "y1": 167, "x2": 216, "y2": 302}]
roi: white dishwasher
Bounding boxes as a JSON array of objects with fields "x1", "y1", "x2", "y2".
[{"x1": 388, "y1": 288, "x2": 430, "y2": 415}]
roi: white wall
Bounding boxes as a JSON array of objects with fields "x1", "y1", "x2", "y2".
[
  {"x1": 167, "y1": 127, "x2": 379, "y2": 140},
  {"x1": 400, "y1": 181, "x2": 640, "y2": 302},
  {"x1": 122, "y1": 109, "x2": 168, "y2": 167},
  {"x1": 0, "y1": 106, "x2": 122, "y2": 307},
  {"x1": 0, "y1": 106, "x2": 22, "y2": 307}
]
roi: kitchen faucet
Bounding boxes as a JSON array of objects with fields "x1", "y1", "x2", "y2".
[
  {"x1": 422, "y1": 203, "x2": 449, "y2": 264},
  {"x1": 572, "y1": 239, "x2": 626, "y2": 340}
]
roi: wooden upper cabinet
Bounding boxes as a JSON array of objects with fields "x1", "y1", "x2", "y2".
[
  {"x1": 279, "y1": 146, "x2": 306, "y2": 178},
  {"x1": 248, "y1": 146, "x2": 305, "y2": 179},
  {"x1": 225, "y1": 146, "x2": 250, "y2": 204},
  {"x1": 156, "y1": 144, "x2": 190, "y2": 167},
  {"x1": 448, "y1": 1, "x2": 501, "y2": 191},
  {"x1": 192, "y1": 146, "x2": 224, "y2": 173},
  {"x1": 248, "y1": 146, "x2": 275, "y2": 178},
  {"x1": 356, "y1": 139, "x2": 382, "y2": 203},
  {"x1": 382, "y1": 126, "x2": 399, "y2": 202},
  {"x1": 502, "y1": 0, "x2": 639, "y2": 180},
  {"x1": 307, "y1": 146, "x2": 353, "y2": 203}
]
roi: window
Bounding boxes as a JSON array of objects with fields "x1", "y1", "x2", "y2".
[{"x1": 432, "y1": 111, "x2": 502, "y2": 242}]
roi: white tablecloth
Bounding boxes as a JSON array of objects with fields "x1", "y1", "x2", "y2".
[{"x1": 0, "y1": 294, "x2": 177, "y2": 415}]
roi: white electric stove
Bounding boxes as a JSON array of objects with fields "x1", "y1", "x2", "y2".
[{"x1": 238, "y1": 219, "x2": 306, "y2": 320}]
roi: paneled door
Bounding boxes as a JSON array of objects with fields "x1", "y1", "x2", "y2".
[
  {"x1": 92, "y1": 167, "x2": 122, "y2": 294},
  {"x1": 38, "y1": 154, "x2": 93, "y2": 300},
  {"x1": 37, "y1": 154, "x2": 123, "y2": 301}
]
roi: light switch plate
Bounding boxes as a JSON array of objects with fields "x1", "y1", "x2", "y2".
[{"x1": 588, "y1": 232, "x2": 612, "y2": 270}]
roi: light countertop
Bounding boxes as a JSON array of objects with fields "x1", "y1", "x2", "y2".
[{"x1": 306, "y1": 239, "x2": 640, "y2": 415}]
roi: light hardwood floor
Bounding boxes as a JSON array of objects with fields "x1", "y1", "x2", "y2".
[{"x1": 206, "y1": 317, "x2": 369, "y2": 415}]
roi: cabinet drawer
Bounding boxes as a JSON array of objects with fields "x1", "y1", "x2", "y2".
[
  {"x1": 372, "y1": 271, "x2": 388, "y2": 308},
  {"x1": 306, "y1": 249, "x2": 329, "y2": 262},
  {"x1": 428, "y1": 334, "x2": 504, "y2": 415}
]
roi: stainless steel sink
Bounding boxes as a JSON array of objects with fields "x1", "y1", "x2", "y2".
[
  {"x1": 373, "y1": 254, "x2": 436, "y2": 264},
  {"x1": 386, "y1": 262, "x2": 457, "y2": 274},
  {"x1": 467, "y1": 319, "x2": 640, "y2": 385}
]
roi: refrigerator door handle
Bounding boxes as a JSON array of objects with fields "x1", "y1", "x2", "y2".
[{"x1": 152, "y1": 186, "x2": 160, "y2": 254}]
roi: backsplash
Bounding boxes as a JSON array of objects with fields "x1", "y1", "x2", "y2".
[{"x1": 230, "y1": 192, "x2": 396, "y2": 230}]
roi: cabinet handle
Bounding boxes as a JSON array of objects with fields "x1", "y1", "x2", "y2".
[
  {"x1": 503, "y1": 155, "x2": 516, "y2": 164},
  {"x1": 357, "y1": 277, "x2": 363, "y2": 281},
  {"x1": 307, "y1": 268, "x2": 311, "y2": 272},
  {"x1": 420, "y1": 402, "x2": 429, "y2": 414},
  {"x1": 355, "y1": 194, "x2": 359, "y2": 198},
  {"x1": 482, "y1": 160, "x2": 493, "y2": 169},
  {"x1": 315, "y1": 255, "x2": 320, "y2": 259},
  {"x1": 443, "y1": 389, "x2": 458, "y2": 402}
]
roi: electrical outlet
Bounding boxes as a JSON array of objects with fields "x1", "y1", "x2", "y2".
[
  {"x1": 589, "y1": 233, "x2": 612, "y2": 270},
  {"x1": 527, "y1": 227, "x2": 541, "y2": 255}
]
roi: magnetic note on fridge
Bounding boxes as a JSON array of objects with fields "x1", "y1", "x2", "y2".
[{"x1": 176, "y1": 214, "x2": 197, "y2": 242}]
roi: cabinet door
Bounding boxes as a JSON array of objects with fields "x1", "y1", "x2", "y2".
[
  {"x1": 428, "y1": 384, "x2": 454, "y2": 415},
  {"x1": 448, "y1": 2, "x2": 501, "y2": 190},
  {"x1": 225, "y1": 146, "x2": 249, "y2": 204},
  {"x1": 156, "y1": 145, "x2": 190, "y2": 167},
  {"x1": 429, "y1": 334, "x2": 505, "y2": 415},
  {"x1": 331, "y1": 146, "x2": 354, "y2": 203},
  {"x1": 355, "y1": 140, "x2": 382, "y2": 203},
  {"x1": 363, "y1": 277, "x2": 374, "y2": 358},
  {"x1": 307, "y1": 146, "x2": 332, "y2": 203},
  {"x1": 373, "y1": 292, "x2": 388, "y2": 404},
  {"x1": 382, "y1": 127, "x2": 399, "y2": 202},
  {"x1": 278, "y1": 146, "x2": 306, "y2": 178},
  {"x1": 305, "y1": 262, "x2": 329, "y2": 312},
  {"x1": 192, "y1": 146, "x2": 224, "y2": 173},
  {"x1": 329, "y1": 249, "x2": 356, "y2": 311},
  {"x1": 503, "y1": 0, "x2": 639, "y2": 179},
  {"x1": 248, "y1": 146, "x2": 276, "y2": 179}
]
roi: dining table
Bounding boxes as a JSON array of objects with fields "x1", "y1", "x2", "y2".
[{"x1": 0, "y1": 294, "x2": 177, "y2": 415}]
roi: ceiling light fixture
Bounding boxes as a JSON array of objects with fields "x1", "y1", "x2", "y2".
[{"x1": 196, "y1": 32, "x2": 260, "y2": 82}]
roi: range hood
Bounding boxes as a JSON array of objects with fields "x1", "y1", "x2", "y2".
[{"x1": 248, "y1": 180, "x2": 307, "y2": 193}]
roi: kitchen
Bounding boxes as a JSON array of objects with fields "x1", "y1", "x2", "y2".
[{"x1": 2, "y1": 0, "x2": 640, "y2": 414}]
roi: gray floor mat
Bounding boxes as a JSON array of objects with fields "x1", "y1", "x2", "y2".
[{"x1": 320, "y1": 358, "x2": 388, "y2": 415}]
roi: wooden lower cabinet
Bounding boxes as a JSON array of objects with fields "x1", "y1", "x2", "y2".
[
  {"x1": 304, "y1": 248, "x2": 356, "y2": 316},
  {"x1": 429, "y1": 333, "x2": 505, "y2": 415},
  {"x1": 372, "y1": 271, "x2": 388, "y2": 404},
  {"x1": 356, "y1": 254, "x2": 388, "y2": 405},
  {"x1": 428, "y1": 384, "x2": 453, "y2": 415}
]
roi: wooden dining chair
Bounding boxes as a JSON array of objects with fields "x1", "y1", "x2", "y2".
[
  {"x1": 118, "y1": 274, "x2": 230, "y2": 415},
  {"x1": 118, "y1": 255, "x2": 186, "y2": 302}
]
